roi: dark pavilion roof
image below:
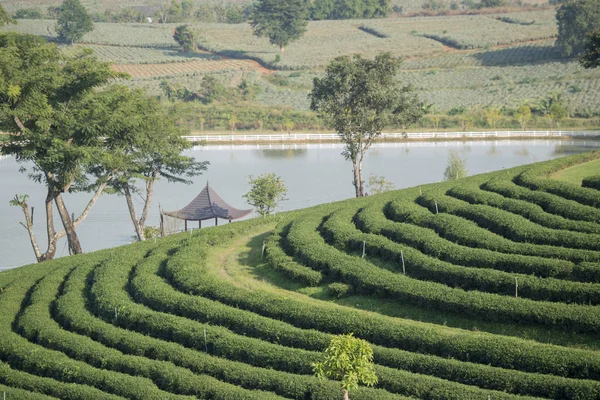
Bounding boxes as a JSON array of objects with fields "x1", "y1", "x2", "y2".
[{"x1": 162, "y1": 182, "x2": 252, "y2": 221}]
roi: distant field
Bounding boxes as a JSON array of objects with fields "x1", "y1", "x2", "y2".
[{"x1": 2, "y1": 7, "x2": 599, "y2": 116}]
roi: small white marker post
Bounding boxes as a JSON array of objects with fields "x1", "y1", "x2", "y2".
[
  {"x1": 204, "y1": 328, "x2": 208, "y2": 353},
  {"x1": 435, "y1": 201, "x2": 439, "y2": 214},
  {"x1": 261, "y1": 241, "x2": 266, "y2": 260},
  {"x1": 515, "y1": 277, "x2": 518, "y2": 298},
  {"x1": 419, "y1": 186, "x2": 422, "y2": 196},
  {"x1": 401, "y1": 250, "x2": 406, "y2": 275},
  {"x1": 362, "y1": 241, "x2": 366, "y2": 259},
  {"x1": 114, "y1": 307, "x2": 118, "y2": 321}
]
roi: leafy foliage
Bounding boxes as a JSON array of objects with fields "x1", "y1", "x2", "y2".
[
  {"x1": 310, "y1": 53, "x2": 421, "y2": 197},
  {"x1": 243, "y1": 173, "x2": 287, "y2": 217},
  {"x1": 443, "y1": 149, "x2": 468, "y2": 181},
  {"x1": 250, "y1": 0, "x2": 309, "y2": 52},
  {"x1": 581, "y1": 29, "x2": 600, "y2": 69},
  {"x1": 56, "y1": 0, "x2": 94, "y2": 44},
  {"x1": 313, "y1": 333, "x2": 378, "y2": 398},
  {"x1": 173, "y1": 24, "x2": 199, "y2": 52},
  {"x1": 555, "y1": 0, "x2": 600, "y2": 57}
]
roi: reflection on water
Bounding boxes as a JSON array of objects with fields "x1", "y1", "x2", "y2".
[
  {"x1": 257, "y1": 148, "x2": 308, "y2": 159},
  {"x1": 1, "y1": 139, "x2": 599, "y2": 270}
]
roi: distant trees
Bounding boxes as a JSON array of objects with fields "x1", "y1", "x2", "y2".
[
  {"x1": 0, "y1": 4, "x2": 16, "y2": 26},
  {"x1": 56, "y1": 0, "x2": 94, "y2": 44},
  {"x1": 243, "y1": 173, "x2": 287, "y2": 217},
  {"x1": 173, "y1": 25, "x2": 199, "y2": 52},
  {"x1": 310, "y1": 53, "x2": 420, "y2": 197},
  {"x1": 555, "y1": 0, "x2": 600, "y2": 57},
  {"x1": 514, "y1": 105, "x2": 532, "y2": 131},
  {"x1": 310, "y1": 0, "x2": 390, "y2": 20},
  {"x1": 250, "y1": 0, "x2": 309, "y2": 53},
  {"x1": 581, "y1": 29, "x2": 600, "y2": 69}
]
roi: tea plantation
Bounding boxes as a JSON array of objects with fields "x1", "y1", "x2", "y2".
[{"x1": 1, "y1": 151, "x2": 600, "y2": 399}]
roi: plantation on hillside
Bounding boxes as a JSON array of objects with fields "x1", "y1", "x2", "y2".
[{"x1": 1, "y1": 151, "x2": 600, "y2": 399}]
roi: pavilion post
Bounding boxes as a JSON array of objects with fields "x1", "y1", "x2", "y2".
[
  {"x1": 215, "y1": 217, "x2": 218, "y2": 226},
  {"x1": 199, "y1": 220, "x2": 201, "y2": 229},
  {"x1": 185, "y1": 220, "x2": 188, "y2": 232}
]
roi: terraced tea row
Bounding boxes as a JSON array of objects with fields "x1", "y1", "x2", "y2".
[{"x1": 1, "y1": 151, "x2": 600, "y2": 398}]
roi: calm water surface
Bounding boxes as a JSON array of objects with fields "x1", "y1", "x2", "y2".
[{"x1": 1, "y1": 139, "x2": 598, "y2": 270}]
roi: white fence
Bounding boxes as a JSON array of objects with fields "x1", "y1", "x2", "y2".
[{"x1": 182, "y1": 131, "x2": 600, "y2": 143}]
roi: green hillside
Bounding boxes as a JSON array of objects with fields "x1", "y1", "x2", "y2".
[{"x1": 1, "y1": 151, "x2": 600, "y2": 399}]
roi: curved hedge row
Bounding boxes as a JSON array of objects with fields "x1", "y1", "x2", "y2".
[
  {"x1": 515, "y1": 151, "x2": 600, "y2": 208},
  {"x1": 448, "y1": 182, "x2": 600, "y2": 234},
  {"x1": 582, "y1": 175, "x2": 600, "y2": 191},
  {"x1": 162, "y1": 221, "x2": 600, "y2": 399},
  {"x1": 53, "y1": 252, "x2": 394, "y2": 400},
  {"x1": 417, "y1": 192, "x2": 600, "y2": 251},
  {"x1": 264, "y1": 223, "x2": 323, "y2": 286},
  {"x1": 387, "y1": 198, "x2": 600, "y2": 264},
  {"x1": 128, "y1": 229, "x2": 543, "y2": 400},
  {"x1": 349, "y1": 201, "x2": 600, "y2": 304},
  {"x1": 15, "y1": 254, "x2": 284, "y2": 400},
  {"x1": 0, "y1": 382, "x2": 60, "y2": 400},
  {"x1": 166, "y1": 221, "x2": 600, "y2": 381},
  {"x1": 0, "y1": 257, "x2": 194, "y2": 400},
  {"x1": 483, "y1": 178, "x2": 600, "y2": 224}
]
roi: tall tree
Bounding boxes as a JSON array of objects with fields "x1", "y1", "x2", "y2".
[
  {"x1": 0, "y1": 33, "x2": 135, "y2": 260},
  {"x1": 103, "y1": 89, "x2": 208, "y2": 241},
  {"x1": 250, "y1": 0, "x2": 309, "y2": 53},
  {"x1": 581, "y1": 29, "x2": 600, "y2": 69},
  {"x1": 555, "y1": 0, "x2": 600, "y2": 57},
  {"x1": 310, "y1": 53, "x2": 421, "y2": 197},
  {"x1": 56, "y1": 0, "x2": 94, "y2": 45},
  {"x1": 313, "y1": 333, "x2": 378, "y2": 400}
]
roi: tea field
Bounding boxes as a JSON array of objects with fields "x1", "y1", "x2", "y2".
[{"x1": 1, "y1": 151, "x2": 600, "y2": 399}]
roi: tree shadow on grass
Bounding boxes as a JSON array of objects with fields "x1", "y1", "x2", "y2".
[{"x1": 473, "y1": 44, "x2": 572, "y2": 67}]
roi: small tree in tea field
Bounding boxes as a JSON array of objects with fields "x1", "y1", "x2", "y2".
[
  {"x1": 443, "y1": 150, "x2": 468, "y2": 181},
  {"x1": 313, "y1": 333, "x2": 378, "y2": 400},
  {"x1": 243, "y1": 173, "x2": 287, "y2": 217}
]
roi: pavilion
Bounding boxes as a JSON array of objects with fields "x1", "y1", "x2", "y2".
[{"x1": 160, "y1": 182, "x2": 252, "y2": 235}]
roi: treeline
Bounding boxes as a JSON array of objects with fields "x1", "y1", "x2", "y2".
[{"x1": 12, "y1": 0, "x2": 390, "y2": 24}]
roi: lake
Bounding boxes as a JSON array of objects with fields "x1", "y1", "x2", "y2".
[{"x1": 1, "y1": 138, "x2": 599, "y2": 270}]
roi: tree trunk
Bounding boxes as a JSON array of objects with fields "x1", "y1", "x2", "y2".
[
  {"x1": 54, "y1": 194, "x2": 83, "y2": 254},
  {"x1": 357, "y1": 150, "x2": 365, "y2": 197},
  {"x1": 41, "y1": 189, "x2": 58, "y2": 261},
  {"x1": 139, "y1": 171, "x2": 157, "y2": 229},
  {"x1": 343, "y1": 389, "x2": 349, "y2": 400},
  {"x1": 124, "y1": 184, "x2": 145, "y2": 242}
]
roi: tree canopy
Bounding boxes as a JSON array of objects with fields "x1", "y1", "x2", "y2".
[
  {"x1": 243, "y1": 173, "x2": 287, "y2": 217},
  {"x1": 0, "y1": 32, "x2": 140, "y2": 260},
  {"x1": 56, "y1": 0, "x2": 94, "y2": 44},
  {"x1": 250, "y1": 0, "x2": 309, "y2": 53},
  {"x1": 581, "y1": 29, "x2": 600, "y2": 69},
  {"x1": 173, "y1": 24, "x2": 199, "y2": 52},
  {"x1": 313, "y1": 333, "x2": 378, "y2": 400},
  {"x1": 555, "y1": 0, "x2": 600, "y2": 57},
  {"x1": 309, "y1": 53, "x2": 421, "y2": 197}
]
